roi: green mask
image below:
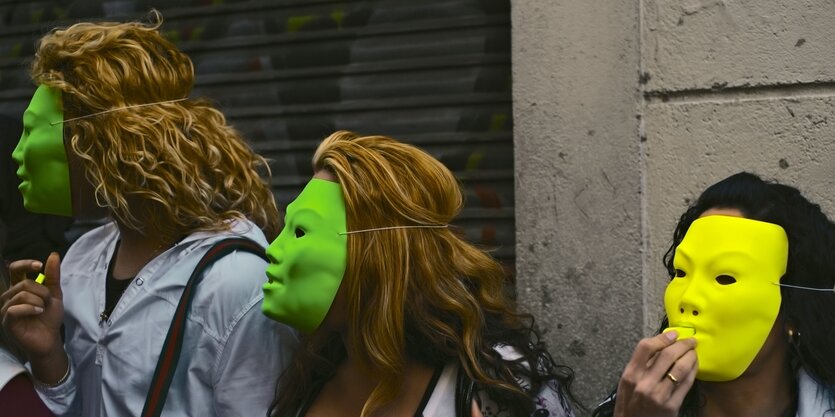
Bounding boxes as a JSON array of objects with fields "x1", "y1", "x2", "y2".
[
  {"x1": 262, "y1": 179, "x2": 348, "y2": 333},
  {"x1": 11, "y1": 85, "x2": 72, "y2": 216}
]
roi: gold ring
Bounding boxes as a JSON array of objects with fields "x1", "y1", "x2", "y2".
[{"x1": 666, "y1": 372, "x2": 679, "y2": 385}]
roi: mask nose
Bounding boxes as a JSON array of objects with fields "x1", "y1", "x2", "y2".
[
  {"x1": 266, "y1": 237, "x2": 285, "y2": 265},
  {"x1": 679, "y1": 303, "x2": 701, "y2": 317},
  {"x1": 677, "y1": 283, "x2": 704, "y2": 318}
]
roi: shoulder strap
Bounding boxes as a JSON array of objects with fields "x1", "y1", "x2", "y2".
[
  {"x1": 141, "y1": 238, "x2": 267, "y2": 417},
  {"x1": 455, "y1": 364, "x2": 475, "y2": 417}
]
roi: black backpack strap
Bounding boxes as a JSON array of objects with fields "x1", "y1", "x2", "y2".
[
  {"x1": 141, "y1": 238, "x2": 267, "y2": 417},
  {"x1": 455, "y1": 364, "x2": 475, "y2": 417}
]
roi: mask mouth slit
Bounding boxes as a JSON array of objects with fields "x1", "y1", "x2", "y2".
[{"x1": 666, "y1": 326, "x2": 697, "y2": 339}]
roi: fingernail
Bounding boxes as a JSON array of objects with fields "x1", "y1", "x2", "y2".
[
  {"x1": 34, "y1": 306, "x2": 44, "y2": 314},
  {"x1": 32, "y1": 261, "x2": 43, "y2": 270},
  {"x1": 665, "y1": 331, "x2": 678, "y2": 341}
]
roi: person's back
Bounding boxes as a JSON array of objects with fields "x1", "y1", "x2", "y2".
[{"x1": 0, "y1": 12, "x2": 297, "y2": 416}]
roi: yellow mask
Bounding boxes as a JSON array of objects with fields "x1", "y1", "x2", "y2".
[{"x1": 664, "y1": 215, "x2": 788, "y2": 382}]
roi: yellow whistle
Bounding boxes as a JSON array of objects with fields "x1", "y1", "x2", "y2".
[
  {"x1": 35, "y1": 273, "x2": 46, "y2": 285},
  {"x1": 664, "y1": 327, "x2": 696, "y2": 340}
]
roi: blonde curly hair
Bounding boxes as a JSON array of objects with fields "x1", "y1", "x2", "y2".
[{"x1": 30, "y1": 12, "x2": 280, "y2": 241}]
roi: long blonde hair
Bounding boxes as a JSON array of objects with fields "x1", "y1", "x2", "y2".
[
  {"x1": 30, "y1": 12, "x2": 279, "y2": 241},
  {"x1": 271, "y1": 132, "x2": 571, "y2": 416}
]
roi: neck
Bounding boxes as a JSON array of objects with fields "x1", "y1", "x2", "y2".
[
  {"x1": 111, "y1": 223, "x2": 179, "y2": 279},
  {"x1": 698, "y1": 356, "x2": 794, "y2": 417},
  {"x1": 319, "y1": 332, "x2": 434, "y2": 416},
  {"x1": 335, "y1": 331, "x2": 380, "y2": 399}
]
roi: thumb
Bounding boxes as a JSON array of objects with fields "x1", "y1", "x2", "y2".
[{"x1": 43, "y1": 252, "x2": 62, "y2": 300}]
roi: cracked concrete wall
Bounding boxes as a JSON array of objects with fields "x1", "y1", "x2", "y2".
[
  {"x1": 643, "y1": 0, "x2": 835, "y2": 91},
  {"x1": 514, "y1": 0, "x2": 835, "y2": 407},
  {"x1": 642, "y1": 0, "x2": 835, "y2": 336},
  {"x1": 512, "y1": 0, "x2": 643, "y2": 405}
]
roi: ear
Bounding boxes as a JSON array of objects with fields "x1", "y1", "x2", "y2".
[{"x1": 782, "y1": 318, "x2": 800, "y2": 344}]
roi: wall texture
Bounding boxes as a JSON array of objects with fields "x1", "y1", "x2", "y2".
[
  {"x1": 512, "y1": 0, "x2": 643, "y2": 405},
  {"x1": 514, "y1": 0, "x2": 835, "y2": 407},
  {"x1": 642, "y1": 0, "x2": 835, "y2": 335}
]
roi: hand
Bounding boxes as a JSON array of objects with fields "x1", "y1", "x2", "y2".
[
  {"x1": 1, "y1": 253, "x2": 68, "y2": 383},
  {"x1": 613, "y1": 331, "x2": 697, "y2": 417}
]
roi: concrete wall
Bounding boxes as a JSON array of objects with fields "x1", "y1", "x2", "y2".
[
  {"x1": 513, "y1": 0, "x2": 835, "y2": 407},
  {"x1": 642, "y1": 0, "x2": 835, "y2": 333},
  {"x1": 511, "y1": 0, "x2": 644, "y2": 405}
]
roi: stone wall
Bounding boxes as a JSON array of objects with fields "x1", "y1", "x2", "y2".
[{"x1": 513, "y1": 0, "x2": 835, "y2": 405}]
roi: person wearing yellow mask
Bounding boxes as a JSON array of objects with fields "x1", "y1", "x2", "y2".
[{"x1": 594, "y1": 172, "x2": 835, "y2": 417}]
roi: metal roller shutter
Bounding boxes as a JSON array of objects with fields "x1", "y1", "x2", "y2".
[{"x1": 0, "y1": 0, "x2": 515, "y2": 272}]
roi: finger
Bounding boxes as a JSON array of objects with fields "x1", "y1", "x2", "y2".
[
  {"x1": 636, "y1": 332, "x2": 679, "y2": 365},
  {"x1": 650, "y1": 346, "x2": 696, "y2": 403},
  {"x1": 622, "y1": 332, "x2": 679, "y2": 379},
  {"x1": 1, "y1": 280, "x2": 51, "y2": 308},
  {"x1": 8, "y1": 260, "x2": 44, "y2": 285},
  {"x1": 43, "y1": 252, "x2": 62, "y2": 300},
  {"x1": 6, "y1": 291, "x2": 47, "y2": 311},
  {"x1": 668, "y1": 351, "x2": 698, "y2": 406},
  {"x1": 645, "y1": 338, "x2": 696, "y2": 382},
  {"x1": 666, "y1": 349, "x2": 697, "y2": 386},
  {"x1": 646, "y1": 349, "x2": 661, "y2": 369},
  {"x1": 1, "y1": 290, "x2": 46, "y2": 323},
  {"x1": 4, "y1": 303, "x2": 46, "y2": 319}
]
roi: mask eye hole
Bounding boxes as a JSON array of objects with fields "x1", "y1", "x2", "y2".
[
  {"x1": 716, "y1": 275, "x2": 736, "y2": 285},
  {"x1": 294, "y1": 227, "x2": 306, "y2": 238},
  {"x1": 674, "y1": 269, "x2": 687, "y2": 278}
]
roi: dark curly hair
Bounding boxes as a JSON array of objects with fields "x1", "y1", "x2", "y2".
[{"x1": 594, "y1": 172, "x2": 835, "y2": 417}]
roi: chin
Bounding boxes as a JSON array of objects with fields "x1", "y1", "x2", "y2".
[{"x1": 260, "y1": 307, "x2": 284, "y2": 323}]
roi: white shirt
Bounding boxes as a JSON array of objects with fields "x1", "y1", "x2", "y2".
[
  {"x1": 0, "y1": 346, "x2": 26, "y2": 391},
  {"x1": 797, "y1": 368, "x2": 835, "y2": 417},
  {"x1": 423, "y1": 345, "x2": 573, "y2": 417},
  {"x1": 36, "y1": 219, "x2": 298, "y2": 416}
]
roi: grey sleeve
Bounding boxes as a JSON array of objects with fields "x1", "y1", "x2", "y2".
[
  {"x1": 31, "y1": 353, "x2": 82, "y2": 417},
  {"x1": 211, "y1": 298, "x2": 299, "y2": 417}
]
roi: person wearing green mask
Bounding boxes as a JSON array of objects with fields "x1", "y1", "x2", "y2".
[
  {"x1": 0, "y1": 15, "x2": 296, "y2": 417},
  {"x1": 0, "y1": 112, "x2": 72, "y2": 267},
  {"x1": 594, "y1": 172, "x2": 835, "y2": 417},
  {"x1": 262, "y1": 177, "x2": 347, "y2": 333},
  {"x1": 12, "y1": 85, "x2": 72, "y2": 217},
  {"x1": 262, "y1": 131, "x2": 578, "y2": 417}
]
